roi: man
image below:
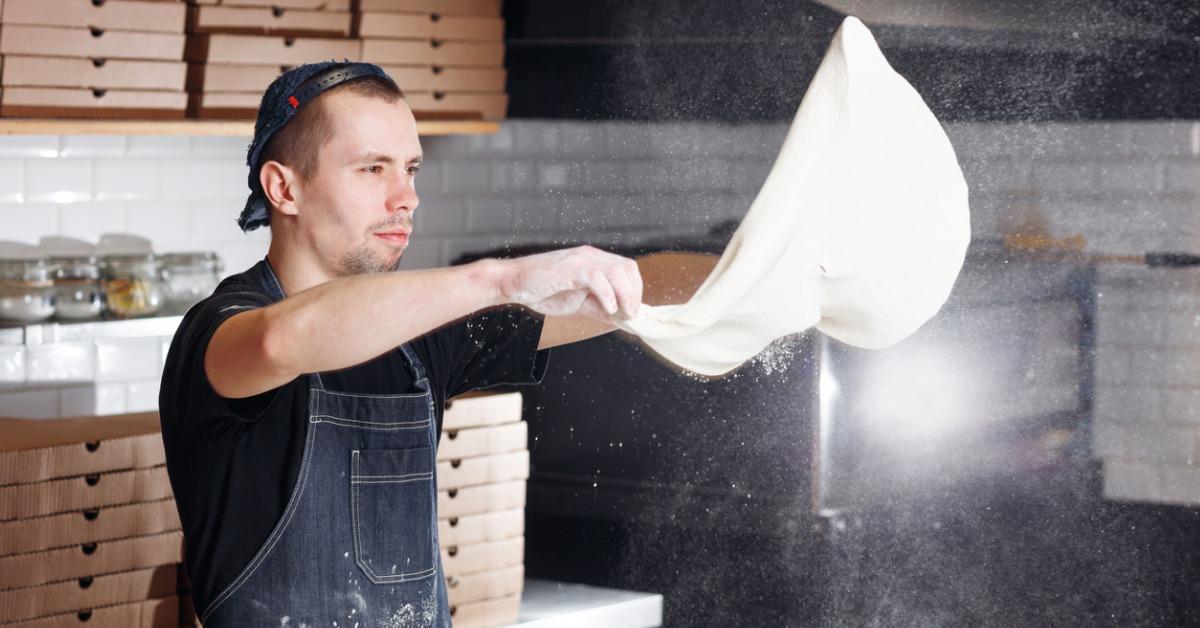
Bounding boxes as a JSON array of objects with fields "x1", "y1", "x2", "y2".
[{"x1": 160, "y1": 62, "x2": 662, "y2": 626}]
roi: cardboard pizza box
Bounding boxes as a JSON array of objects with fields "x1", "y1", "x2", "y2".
[
  {"x1": 441, "y1": 392, "x2": 522, "y2": 431},
  {"x1": 436, "y1": 450, "x2": 529, "y2": 491},
  {"x1": 445, "y1": 565, "x2": 523, "y2": 607},
  {"x1": 1, "y1": 56, "x2": 187, "y2": 91},
  {"x1": 0, "y1": 531, "x2": 184, "y2": 590},
  {"x1": 186, "y1": 61, "x2": 286, "y2": 92},
  {"x1": 0, "y1": 413, "x2": 163, "y2": 487},
  {"x1": 440, "y1": 537, "x2": 523, "y2": 577},
  {"x1": 211, "y1": 0, "x2": 350, "y2": 8},
  {"x1": 1, "y1": 0, "x2": 186, "y2": 34},
  {"x1": 0, "y1": 498, "x2": 181, "y2": 558},
  {"x1": 438, "y1": 508, "x2": 523, "y2": 547},
  {"x1": 5, "y1": 596, "x2": 180, "y2": 628},
  {"x1": 358, "y1": 0, "x2": 501, "y2": 16},
  {"x1": 356, "y1": 13, "x2": 503, "y2": 41},
  {"x1": 405, "y1": 90, "x2": 506, "y2": 120},
  {"x1": 360, "y1": 38, "x2": 504, "y2": 67},
  {"x1": 0, "y1": 87, "x2": 187, "y2": 119},
  {"x1": 382, "y1": 65, "x2": 506, "y2": 92},
  {"x1": 185, "y1": 32, "x2": 360, "y2": 64},
  {"x1": 437, "y1": 480, "x2": 525, "y2": 519},
  {"x1": 0, "y1": 565, "x2": 177, "y2": 623},
  {"x1": 0, "y1": 466, "x2": 174, "y2": 521},
  {"x1": 0, "y1": 25, "x2": 185, "y2": 61},
  {"x1": 437, "y1": 421, "x2": 526, "y2": 461},
  {"x1": 188, "y1": 5, "x2": 353, "y2": 37},
  {"x1": 449, "y1": 592, "x2": 521, "y2": 628},
  {"x1": 186, "y1": 90, "x2": 261, "y2": 119}
]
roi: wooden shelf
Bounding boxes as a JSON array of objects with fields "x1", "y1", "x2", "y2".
[{"x1": 0, "y1": 118, "x2": 500, "y2": 136}]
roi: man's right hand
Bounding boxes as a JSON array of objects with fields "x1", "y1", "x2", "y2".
[{"x1": 495, "y1": 245, "x2": 644, "y2": 322}]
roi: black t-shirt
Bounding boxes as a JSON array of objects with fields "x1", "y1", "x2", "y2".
[{"x1": 159, "y1": 259, "x2": 548, "y2": 611}]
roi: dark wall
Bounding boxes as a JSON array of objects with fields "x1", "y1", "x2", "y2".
[{"x1": 502, "y1": 0, "x2": 1200, "y2": 121}]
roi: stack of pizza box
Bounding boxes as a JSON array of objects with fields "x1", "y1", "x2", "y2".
[
  {"x1": 356, "y1": 0, "x2": 507, "y2": 120},
  {"x1": 0, "y1": 413, "x2": 186, "y2": 627},
  {"x1": 436, "y1": 391, "x2": 528, "y2": 628},
  {"x1": 0, "y1": 0, "x2": 189, "y2": 119},
  {"x1": 183, "y1": 0, "x2": 359, "y2": 118}
]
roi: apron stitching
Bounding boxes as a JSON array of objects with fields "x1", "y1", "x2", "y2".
[
  {"x1": 201, "y1": 405, "x2": 319, "y2": 622},
  {"x1": 309, "y1": 414, "x2": 429, "y2": 425}
]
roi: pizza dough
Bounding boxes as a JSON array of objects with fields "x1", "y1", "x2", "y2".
[{"x1": 616, "y1": 16, "x2": 971, "y2": 376}]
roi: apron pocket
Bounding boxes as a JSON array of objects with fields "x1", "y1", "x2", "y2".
[{"x1": 350, "y1": 448, "x2": 437, "y2": 583}]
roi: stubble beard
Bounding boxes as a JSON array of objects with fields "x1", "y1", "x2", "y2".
[{"x1": 335, "y1": 217, "x2": 412, "y2": 276}]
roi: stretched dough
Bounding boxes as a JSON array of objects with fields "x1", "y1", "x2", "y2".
[{"x1": 617, "y1": 16, "x2": 970, "y2": 376}]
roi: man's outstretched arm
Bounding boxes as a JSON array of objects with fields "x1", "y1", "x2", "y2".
[{"x1": 207, "y1": 246, "x2": 642, "y2": 399}]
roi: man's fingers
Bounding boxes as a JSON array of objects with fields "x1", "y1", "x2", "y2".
[{"x1": 584, "y1": 269, "x2": 619, "y2": 315}]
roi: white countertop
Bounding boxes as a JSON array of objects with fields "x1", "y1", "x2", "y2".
[{"x1": 516, "y1": 579, "x2": 663, "y2": 627}]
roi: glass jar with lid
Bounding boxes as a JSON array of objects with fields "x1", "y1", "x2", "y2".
[
  {"x1": 101, "y1": 253, "x2": 165, "y2": 318},
  {"x1": 0, "y1": 257, "x2": 56, "y2": 324},
  {"x1": 51, "y1": 255, "x2": 104, "y2": 321},
  {"x1": 160, "y1": 251, "x2": 223, "y2": 314}
]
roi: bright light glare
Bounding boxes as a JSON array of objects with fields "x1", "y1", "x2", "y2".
[{"x1": 861, "y1": 345, "x2": 966, "y2": 442}]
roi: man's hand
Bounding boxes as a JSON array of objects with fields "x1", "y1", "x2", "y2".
[{"x1": 496, "y1": 246, "x2": 644, "y2": 322}]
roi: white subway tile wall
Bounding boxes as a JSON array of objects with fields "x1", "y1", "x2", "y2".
[{"x1": 0, "y1": 119, "x2": 1197, "y2": 510}]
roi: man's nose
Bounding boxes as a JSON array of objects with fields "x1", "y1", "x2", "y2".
[{"x1": 389, "y1": 172, "x2": 419, "y2": 214}]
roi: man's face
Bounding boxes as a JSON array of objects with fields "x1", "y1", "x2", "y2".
[{"x1": 297, "y1": 91, "x2": 423, "y2": 277}]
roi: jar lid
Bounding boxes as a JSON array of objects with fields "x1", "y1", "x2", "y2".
[
  {"x1": 102, "y1": 253, "x2": 161, "y2": 277},
  {"x1": 160, "y1": 251, "x2": 223, "y2": 271},
  {"x1": 0, "y1": 257, "x2": 52, "y2": 282}
]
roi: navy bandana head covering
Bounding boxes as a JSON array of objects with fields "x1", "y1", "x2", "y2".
[{"x1": 237, "y1": 61, "x2": 398, "y2": 232}]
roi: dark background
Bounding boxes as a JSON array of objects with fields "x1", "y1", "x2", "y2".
[{"x1": 503, "y1": 0, "x2": 1200, "y2": 121}]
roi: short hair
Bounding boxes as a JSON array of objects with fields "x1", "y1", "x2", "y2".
[{"x1": 257, "y1": 76, "x2": 404, "y2": 200}]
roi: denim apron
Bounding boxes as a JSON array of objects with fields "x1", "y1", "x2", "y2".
[{"x1": 201, "y1": 259, "x2": 451, "y2": 627}]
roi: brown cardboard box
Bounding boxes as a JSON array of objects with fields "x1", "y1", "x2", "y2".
[
  {"x1": 356, "y1": 13, "x2": 503, "y2": 41},
  {"x1": 442, "y1": 392, "x2": 521, "y2": 431},
  {"x1": 405, "y1": 91, "x2": 506, "y2": 120},
  {"x1": 186, "y1": 62, "x2": 285, "y2": 92},
  {"x1": 1, "y1": 0, "x2": 186, "y2": 34},
  {"x1": 0, "y1": 498, "x2": 181, "y2": 557},
  {"x1": 437, "y1": 450, "x2": 529, "y2": 490},
  {"x1": 1, "y1": 56, "x2": 187, "y2": 91},
  {"x1": 185, "y1": 33, "x2": 360, "y2": 64},
  {"x1": 0, "y1": 413, "x2": 163, "y2": 487},
  {"x1": 186, "y1": 91, "x2": 260, "y2": 119},
  {"x1": 438, "y1": 480, "x2": 525, "y2": 519},
  {"x1": 382, "y1": 65, "x2": 505, "y2": 93},
  {"x1": 215, "y1": 0, "x2": 350, "y2": 8},
  {"x1": 360, "y1": 38, "x2": 503, "y2": 67},
  {"x1": 438, "y1": 508, "x2": 523, "y2": 547},
  {"x1": 7, "y1": 596, "x2": 180, "y2": 628},
  {"x1": 0, "y1": 499, "x2": 180, "y2": 558},
  {"x1": 0, "y1": 25, "x2": 185, "y2": 61},
  {"x1": 445, "y1": 565, "x2": 523, "y2": 607},
  {"x1": 440, "y1": 537, "x2": 523, "y2": 577},
  {"x1": 0, "y1": 565, "x2": 177, "y2": 623},
  {"x1": 358, "y1": 0, "x2": 501, "y2": 16},
  {"x1": 437, "y1": 421, "x2": 526, "y2": 461},
  {"x1": 188, "y1": 6, "x2": 353, "y2": 37},
  {"x1": 0, "y1": 531, "x2": 184, "y2": 590},
  {"x1": 449, "y1": 593, "x2": 521, "y2": 628},
  {"x1": 0, "y1": 87, "x2": 188, "y2": 119},
  {"x1": 0, "y1": 466, "x2": 173, "y2": 521}
]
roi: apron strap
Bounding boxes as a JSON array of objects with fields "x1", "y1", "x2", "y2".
[{"x1": 397, "y1": 344, "x2": 429, "y2": 385}]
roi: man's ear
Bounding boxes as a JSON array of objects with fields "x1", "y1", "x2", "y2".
[{"x1": 260, "y1": 160, "x2": 301, "y2": 219}]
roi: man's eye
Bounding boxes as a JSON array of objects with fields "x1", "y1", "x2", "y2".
[
  {"x1": 364, "y1": 165, "x2": 383, "y2": 174},
  {"x1": 407, "y1": 166, "x2": 420, "y2": 176}
]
